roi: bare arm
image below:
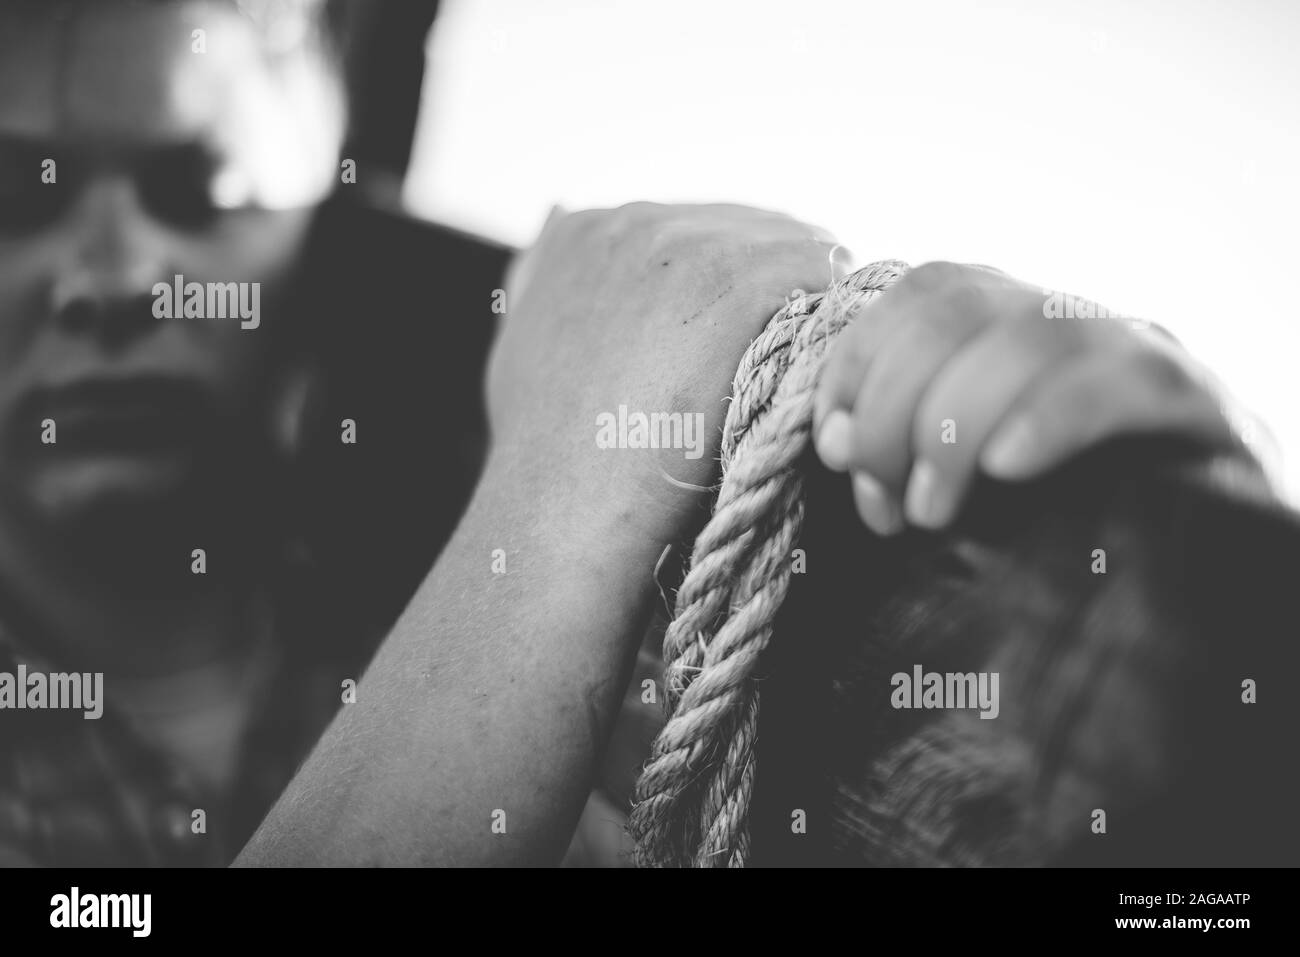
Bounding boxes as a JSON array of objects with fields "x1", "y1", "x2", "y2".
[
  {"x1": 234, "y1": 452, "x2": 663, "y2": 866},
  {"x1": 234, "y1": 204, "x2": 842, "y2": 865}
]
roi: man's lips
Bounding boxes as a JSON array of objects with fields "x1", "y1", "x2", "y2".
[{"x1": 22, "y1": 375, "x2": 214, "y2": 452}]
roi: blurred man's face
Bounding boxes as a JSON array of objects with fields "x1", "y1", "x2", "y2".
[{"x1": 0, "y1": 1, "x2": 341, "y2": 525}]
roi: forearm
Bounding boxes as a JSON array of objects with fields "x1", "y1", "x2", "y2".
[{"x1": 235, "y1": 454, "x2": 662, "y2": 866}]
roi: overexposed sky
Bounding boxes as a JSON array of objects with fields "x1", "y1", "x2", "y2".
[{"x1": 405, "y1": 0, "x2": 1300, "y2": 499}]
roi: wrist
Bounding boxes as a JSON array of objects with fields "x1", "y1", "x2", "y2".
[{"x1": 465, "y1": 441, "x2": 669, "y2": 614}]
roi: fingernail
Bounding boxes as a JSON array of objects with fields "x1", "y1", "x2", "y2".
[
  {"x1": 982, "y1": 415, "x2": 1037, "y2": 478},
  {"x1": 904, "y1": 460, "x2": 950, "y2": 528},
  {"x1": 852, "y1": 471, "x2": 903, "y2": 535},
  {"x1": 815, "y1": 410, "x2": 854, "y2": 472}
]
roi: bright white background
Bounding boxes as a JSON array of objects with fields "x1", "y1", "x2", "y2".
[{"x1": 405, "y1": 0, "x2": 1300, "y2": 500}]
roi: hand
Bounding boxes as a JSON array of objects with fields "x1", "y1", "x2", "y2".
[
  {"x1": 487, "y1": 202, "x2": 844, "y2": 545},
  {"x1": 811, "y1": 261, "x2": 1241, "y2": 534}
]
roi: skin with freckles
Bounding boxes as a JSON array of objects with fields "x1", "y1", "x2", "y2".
[{"x1": 811, "y1": 261, "x2": 1246, "y2": 535}]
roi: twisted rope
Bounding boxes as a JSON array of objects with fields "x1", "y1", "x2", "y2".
[{"x1": 628, "y1": 259, "x2": 910, "y2": 868}]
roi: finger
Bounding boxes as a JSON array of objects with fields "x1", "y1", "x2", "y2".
[
  {"x1": 813, "y1": 262, "x2": 1022, "y2": 468},
  {"x1": 812, "y1": 292, "x2": 900, "y2": 467},
  {"x1": 813, "y1": 263, "x2": 970, "y2": 465},
  {"x1": 841, "y1": 295, "x2": 988, "y2": 494},
  {"x1": 905, "y1": 314, "x2": 1102, "y2": 529},
  {"x1": 692, "y1": 203, "x2": 842, "y2": 245},
  {"x1": 980, "y1": 347, "x2": 1235, "y2": 480}
]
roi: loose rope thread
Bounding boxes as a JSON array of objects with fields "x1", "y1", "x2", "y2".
[{"x1": 628, "y1": 259, "x2": 910, "y2": 868}]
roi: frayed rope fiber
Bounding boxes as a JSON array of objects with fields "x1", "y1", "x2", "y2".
[{"x1": 628, "y1": 259, "x2": 910, "y2": 868}]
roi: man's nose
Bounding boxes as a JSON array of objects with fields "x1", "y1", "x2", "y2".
[{"x1": 51, "y1": 177, "x2": 170, "y2": 346}]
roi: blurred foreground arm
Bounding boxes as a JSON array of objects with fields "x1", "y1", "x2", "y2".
[{"x1": 235, "y1": 203, "x2": 841, "y2": 865}]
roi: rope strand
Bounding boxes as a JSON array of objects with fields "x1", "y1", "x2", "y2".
[{"x1": 629, "y1": 259, "x2": 909, "y2": 868}]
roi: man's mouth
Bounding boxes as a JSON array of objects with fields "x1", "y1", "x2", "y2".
[{"x1": 24, "y1": 375, "x2": 213, "y2": 453}]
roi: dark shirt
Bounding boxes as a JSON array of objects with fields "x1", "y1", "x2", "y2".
[
  {"x1": 0, "y1": 202, "x2": 511, "y2": 867},
  {"x1": 0, "y1": 574, "x2": 343, "y2": 867}
]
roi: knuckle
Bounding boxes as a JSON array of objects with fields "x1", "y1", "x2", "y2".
[
  {"x1": 910, "y1": 308, "x2": 973, "y2": 355},
  {"x1": 939, "y1": 274, "x2": 990, "y2": 320},
  {"x1": 898, "y1": 262, "x2": 994, "y2": 324},
  {"x1": 616, "y1": 200, "x2": 666, "y2": 225},
  {"x1": 646, "y1": 220, "x2": 698, "y2": 259},
  {"x1": 1132, "y1": 348, "x2": 1194, "y2": 394},
  {"x1": 572, "y1": 203, "x2": 665, "y2": 240},
  {"x1": 898, "y1": 262, "x2": 990, "y2": 326},
  {"x1": 1132, "y1": 316, "x2": 1181, "y2": 346},
  {"x1": 904, "y1": 260, "x2": 969, "y2": 295},
  {"x1": 562, "y1": 207, "x2": 612, "y2": 238}
]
